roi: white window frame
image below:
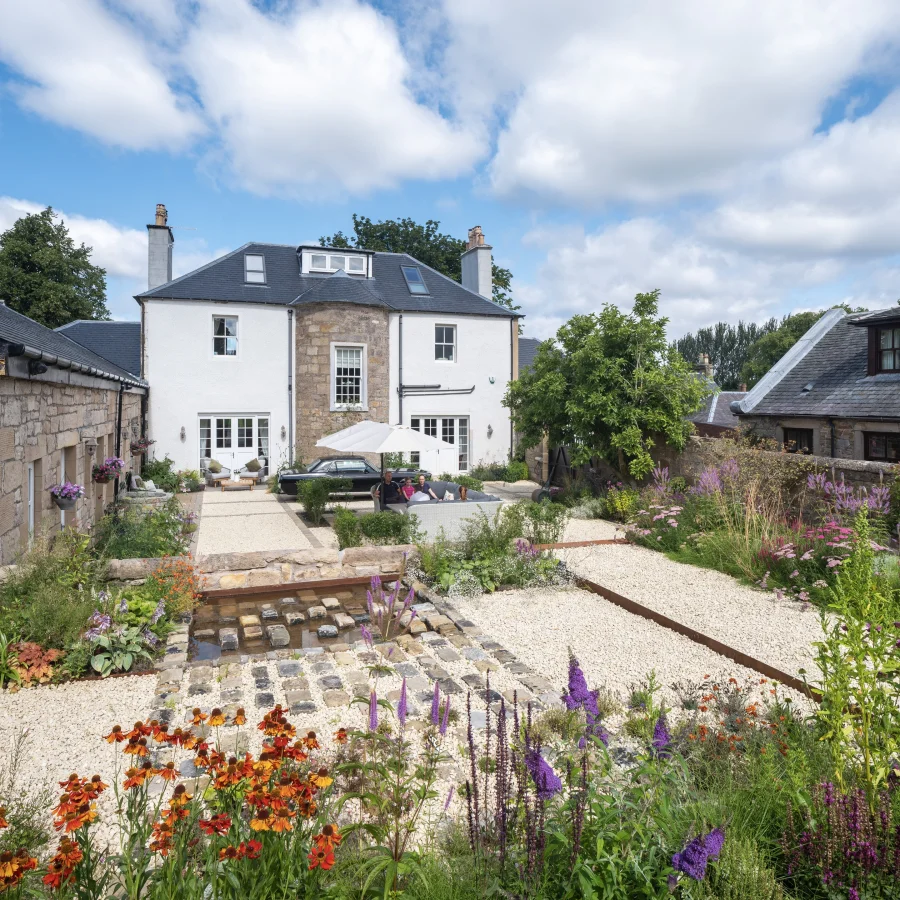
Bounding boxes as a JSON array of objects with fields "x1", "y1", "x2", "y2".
[
  {"x1": 410, "y1": 416, "x2": 470, "y2": 471},
  {"x1": 212, "y1": 315, "x2": 239, "y2": 358},
  {"x1": 244, "y1": 254, "x2": 266, "y2": 284},
  {"x1": 309, "y1": 253, "x2": 367, "y2": 274},
  {"x1": 330, "y1": 342, "x2": 367, "y2": 411},
  {"x1": 435, "y1": 324, "x2": 457, "y2": 363}
]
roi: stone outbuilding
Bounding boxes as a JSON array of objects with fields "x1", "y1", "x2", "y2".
[{"x1": 0, "y1": 302, "x2": 148, "y2": 565}]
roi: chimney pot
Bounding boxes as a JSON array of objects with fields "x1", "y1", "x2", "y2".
[
  {"x1": 466, "y1": 225, "x2": 485, "y2": 250},
  {"x1": 739, "y1": 383, "x2": 747, "y2": 392},
  {"x1": 461, "y1": 225, "x2": 493, "y2": 300},
  {"x1": 155, "y1": 203, "x2": 168, "y2": 227},
  {"x1": 147, "y1": 203, "x2": 174, "y2": 289}
]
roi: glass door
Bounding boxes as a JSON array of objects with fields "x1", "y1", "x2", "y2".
[{"x1": 215, "y1": 417, "x2": 234, "y2": 472}]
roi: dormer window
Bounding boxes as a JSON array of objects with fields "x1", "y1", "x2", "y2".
[
  {"x1": 244, "y1": 254, "x2": 265, "y2": 284},
  {"x1": 401, "y1": 265, "x2": 428, "y2": 294},
  {"x1": 309, "y1": 252, "x2": 367, "y2": 274},
  {"x1": 878, "y1": 327, "x2": 900, "y2": 373}
]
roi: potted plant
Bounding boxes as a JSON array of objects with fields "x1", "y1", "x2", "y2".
[
  {"x1": 92, "y1": 456, "x2": 126, "y2": 484},
  {"x1": 179, "y1": 510, "x2": 199, "y2": 534},
  {"x1": 48, "y1": 481, "x2": 85, "y2": 510},
  {"x1": 129, "y1": 437, "x2": 155, "y2": 456}
]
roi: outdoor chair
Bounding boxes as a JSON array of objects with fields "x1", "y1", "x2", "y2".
[{"x1": 200, "y1": 457, "x2": 232, "y2": 486}]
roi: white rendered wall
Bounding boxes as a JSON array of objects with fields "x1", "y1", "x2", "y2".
[
  {"x1": 388, "y1": 312, "x2": 513, "y2": 475},
  {"x1": 143, "y1": 300, "x2": 292, "y2": 472}
]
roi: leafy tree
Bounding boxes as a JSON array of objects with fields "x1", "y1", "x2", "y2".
[
  {"x1": 504, "y1": 291, "x2": 710, "y2": 479},
  {"x1": 320, "y1": 214, "x2": 518, "y2": 312},
  {"x1": 675, "y1": 319, "x2": 779, "y2": 390},
  {"x1": 0, "y1": 207, "x2": 109, "y2": 328},
  {"x1": 739, "y1": 311, "x2": 826, "y2": 388}
]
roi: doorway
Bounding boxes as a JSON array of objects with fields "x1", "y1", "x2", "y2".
[{"x1": 200, "y1": 415, "x2": 270, "y2": 474}]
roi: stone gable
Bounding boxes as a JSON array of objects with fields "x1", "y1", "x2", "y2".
[{"x1": 293, "y1": 303, "x2": 390, "y2": 465}]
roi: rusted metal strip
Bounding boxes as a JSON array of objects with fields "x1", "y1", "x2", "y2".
[
  {"x1": 202, "y1": 573, "x2": 400, "y2": 601},
  {"x1": 535, "y1": 539, "x2": 630, "y2": 549},
  {"x1": 576, "y1": 576, "x2": 821, "y2": 702}
]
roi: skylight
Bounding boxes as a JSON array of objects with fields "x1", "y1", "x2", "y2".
[
  {"x1": 244, "y1": 254, "x2": 265, "y2": 283},
  {"x1": 401, "y1": 266, "x2": 428, "y2": 294}
]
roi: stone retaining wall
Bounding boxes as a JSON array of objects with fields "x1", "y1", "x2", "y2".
[{"x1": 106, "y1": 545, "x2": 416, "y2": 588}]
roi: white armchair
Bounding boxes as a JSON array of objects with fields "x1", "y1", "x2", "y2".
[
  {"x1": 237, "y1": 457, "x2": 267, "y2": 482},
  {"x1": 201, "y1": 457, "x2": 232, "y2": 485}
]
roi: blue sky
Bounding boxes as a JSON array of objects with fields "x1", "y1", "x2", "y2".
[{"x1": 2, "y1": 0, "x2": 900, "y2": 339}]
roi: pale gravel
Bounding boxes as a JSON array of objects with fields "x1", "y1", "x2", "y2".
[
  {"x1": 558, "y1": 539, "x2": 823, "y2": 679},
  {"x1": 561, "y1": 518, "x2": 624, "y2": 542},
  {"x1": 196, "y1": 491, "x2": 311, "y2": 555},
  {"x1": 0, "y1": 674, "x2": 158, "y2": 849},
  {"x1": 453, "y1": 586, "x2": 813, "y2": 714}
]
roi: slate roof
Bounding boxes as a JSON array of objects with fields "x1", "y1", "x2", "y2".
[
  {"x1": 0, "y1": 304, "x2": 146, "y2": 386},
  {"x1": 55, "y1": 320, "x2": 141, "y2": 377},
  {"x1": 689, "y1": 391, "x2": 746, "y2": 428},
  {"x1": 847, "y1": 306, "x2": 900, "y2": 327},
  {"x1": 136, "y1": 243, "x2": 516, "y2": 318},
  {"x1": 518, "y1": 337, "x2": 542, "y2": 371},
  {"x1": 732, "y1": 312, "x2": 900, "y2": 419}
]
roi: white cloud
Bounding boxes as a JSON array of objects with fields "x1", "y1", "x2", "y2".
[
  {"x1": 182, "y1": 0, "x2": 484, "y2": 197},
  {"x1": 440, "y1": 0, "x2": 900, "y2": 204}
]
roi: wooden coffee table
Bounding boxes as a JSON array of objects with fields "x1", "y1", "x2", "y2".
[{"x1": 221, "y1": 478, "x2": 256, "y2": 492}]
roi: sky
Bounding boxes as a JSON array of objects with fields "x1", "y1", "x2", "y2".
[{"x1": 2, "y1": 0, "x2": 900, "y2": 340}]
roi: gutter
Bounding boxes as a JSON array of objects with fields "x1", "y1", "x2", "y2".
[
  {"x1": 5, "y1": 342, "x2": 147, "y2": 389},
  {"x1": 729, "y1": 308, "x2": 844, "y2": 416},
  {"x1": 287, "y1": 309, "x2": 294, "y2": 461}
]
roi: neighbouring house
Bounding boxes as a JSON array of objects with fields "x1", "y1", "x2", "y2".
[
  {"x1": 730, "y1": 307, "x2": 900, "y2": 460},
  {"x1": 55, "y1": 320, "x2": 142, "y2": 378},
  {"x1": 0, "y1": 302, "x2": 147, "y2": 565},
  {"x1": 136, "y1": 206, "x2": 519, "y2": 476},
  {"x1": 688, "y1": 354, "x2": 746, "y2": 437}
]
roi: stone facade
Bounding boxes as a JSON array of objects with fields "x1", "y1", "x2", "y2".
[
  {"x1": 0, "y1": 375, "x2": 143, "y2": 565},
  {"x1": 105, "y1": 545, "x2": 415, "y2": 589},
  {"x1": 294, "y1": 303, "x2": 390, "y2": 465}
]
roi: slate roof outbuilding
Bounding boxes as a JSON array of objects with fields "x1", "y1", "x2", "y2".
[
  {"x1": 136, "y1": 244, "x2": 516, "y2": 319},
  {"x1": 0, "y1": 304, "x2": 146, "y2": 386},
  {"x1": 55, "y1": 320, "x2": 141, "y2": 377},
  {"x1": 690, "y1": 391, "x2": 747, "y2": 428},
  {"x1": 735, "y1": 314, "x2": 900, "y2": 420}
]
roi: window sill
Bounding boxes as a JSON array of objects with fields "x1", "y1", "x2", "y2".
[{"x1": 331, "y1": 405, "x2": 368, "y2": 413}]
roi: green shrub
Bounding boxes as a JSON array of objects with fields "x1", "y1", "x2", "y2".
[
  {"x1": 0, "y1": 730, "x2": 53, "y2": 858},
  {"x1": 141, "y1": 455, "x2": 180, "y2": 492},
  {"x1": 93, "y1": 498, "x2": 188, "y2": 559},
  {"x1": 693, "y1": 837, "x2": 790, "y2": 900},
  {"x1": 504, "y1": 460, "x2": 529, "y2": 482},
  {"x1": 604, "y1": 484, "x2": 640, "y2": 522},
  {"x1": 333, "y1": 506, "x2": 363, "y2": 549},
  {"x1": 177, "y1": 469, "x2": 203, "y2": 491},
  {"x1": 359, "y1": 511, "x2": 421, "y2": 545},
  {"x1": 438, "y1": 473, "x2": 484, "y2": 492},
  {"x1": 469, "y1": 461, "x2": 508, "y2": 481},
  {"x1": 297, "y1": 478, "x2": 352, "y2": 525},
  {"x1": 571, "y1": 496, "x2": 607, "y2": 519},
  {"x1": 503, "y1": 499, "x2": 570, "y2": 545}
]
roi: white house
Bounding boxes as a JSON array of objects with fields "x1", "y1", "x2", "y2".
[{"x1": 136, "y1": 207, "x2": 519, "y2": 477}]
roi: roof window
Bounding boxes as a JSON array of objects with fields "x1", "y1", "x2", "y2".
[
  {"x1": 401, "y1": 265, "x2": 428, "y2": 295},
  {"x1": 244, "y1": 254, "x2": 265, "y2": 284}
]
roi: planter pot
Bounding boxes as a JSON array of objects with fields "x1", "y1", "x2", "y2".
[
  {"x1": 131, "y1": 448, "x2": 145, "y2": 456},
  {"x1": 52, "y1": 496, "x2": 77, "y2": 511},
  {"x1": 182, "y1": 523, "x2": 199, "y2": 534},
  {"x1": 93, "y1": 475, "x2": 112, "y2": 484}
]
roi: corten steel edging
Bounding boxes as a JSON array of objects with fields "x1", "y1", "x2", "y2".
[
  {"x1": 535, "y1": 539, "x2": 630, "y2": 549},
  {"x1": 201, "y1": 573, "x2": 401, "y2": 601},
  {"x1": 575, "y1": 577, "x2": 822, "y2": 703}
]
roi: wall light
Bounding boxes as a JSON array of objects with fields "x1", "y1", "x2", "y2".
[
  {"x1": 180, "y1": 426, "x2": 186, "y2": 442},
  {"x1": 487, "y1": 424, "x2": 494, "y2": 438},
  {"x1": 84, "y1": 437, "x2": 98, "y2": 457},
  {"x1": 280, "y1": 425, "x2": 287, "y2": 440}
]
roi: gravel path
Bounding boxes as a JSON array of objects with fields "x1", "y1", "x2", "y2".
[
  {"x1": 0, "y1": 674, "x2": 157, "y2": 848},
  {"x1": 196, "y1": 491, "x2": 311, "y2": 554},
  {"x1": 452, "y1": 586, "x2": 812, "y2": 711},
  {"x1": 558, "y1": 541, "x2": 823, "y2": 679},
  {"x1": 561, "y1": 518, "x2": 623, "y2": 542}
]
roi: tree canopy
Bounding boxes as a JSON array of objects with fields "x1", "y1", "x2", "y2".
[
  {"x1": 0, "y1": 207, "x2": 109, "y2": 328},
  {"x1": 738, "y1": 311, "x2": 825, "y2": 388},
  {"x1": 320, "y1": 214, "x2": 518, "y2": 312},
  {"x1": 674, "y1": 319, "x2": 779, "y2": 390},
  {"x1": 505, "y1": 291, "x2": 710, "y2": 479}
]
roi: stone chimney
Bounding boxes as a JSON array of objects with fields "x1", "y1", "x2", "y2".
[
  {"x1": 461, "y1": 225, "x2": 492, "y2": 299},
  {"x1": 146, "y1": 203, "x2": 173, "y2": 290},
  {"x1": 694, "y1": 353, "x2": 713, "y2": 379}
]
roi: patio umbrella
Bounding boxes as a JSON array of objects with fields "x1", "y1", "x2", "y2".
[{"x1": 315, "y1": 420, "x2": 456, "y2": 476}]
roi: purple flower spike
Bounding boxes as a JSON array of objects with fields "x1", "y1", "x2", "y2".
[
  {"x1": 443, "y1": 786, "x2": 454, "y2": 812},
  {"x1": 703, "y1": 828, "x2": 725, "y2": 860},
  {"x1": 366, "y1": 590, "x2": 374, "y2": 618},
  {"x1": 430, "y1": 682, "x2": 440, "y2": 725},
  {"x1": 652, "y1": 713, "x2": 671, "y2": 759},
  {"x1": 398, "y1": 678, "x2": 408, "y2": 726},
  {"x1": 361, "y1": 624, "x2": 373, "y2": 650},
  {"x1": 369, "y1": 690, "x2": 378, "y2": 731},
  {"x1": 524, "y1": 747, "x2": 562, "y2": 799},
  {"x1": 672, "y1": 828, "x2": 726, "y2": 881},
  {"x1": 440, "y1": 697, "x2": 450, "y2": 735}
]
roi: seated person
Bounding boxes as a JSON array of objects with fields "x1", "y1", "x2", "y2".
[
  {"x1": 458, "y1": 485, "x2": 469, "y2": 502},
  {"x1": 416, "y1": 473, "x2": 440, "y2": 501},
  {"x1": 375, "y1": 470, "x2": 406, "y2": 510},
  {"x1": 401, "y1": 477, "x2": 415, "y2": 501}
]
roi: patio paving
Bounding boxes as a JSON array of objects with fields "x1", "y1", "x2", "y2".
[{"x1": 196, "y1": 490, "x2": 311, "y2": 555}]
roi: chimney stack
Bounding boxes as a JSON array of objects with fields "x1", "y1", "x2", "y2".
[
  {"x1": 461, "y1": 225, "x2": 492, "y2": 300},
  {"x1": 694, "y1": 353, "x2": 713, "y2": 379},
  {"x1": 147, "y1": 203, "x2": 174, "y2": 290}
]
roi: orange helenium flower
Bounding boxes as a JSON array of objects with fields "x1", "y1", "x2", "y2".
[
  {"x1": 315, "y1": 824, "x2": 342, "y2": 849},
  {"x1": 333, "y1": 728, "x2": 348, "y2": 744},
  {"x1": 271, "y1": 808, "x2": 296, "y2": 833},
  {"x1": 249, "y1": 808, "x2": 273, "y2": 831},
  {"x1": 309, "y1": 767, "x2": 333, "y2": 789},
  {"x1": 199, "y1": 813, "x2": 232, "y2": 836},
  {"x1": 208, "y1": 708, "x2": 226, "y2": 727},
  {"x1": 104, "y1": 725, "x2": 126, "y2": 743},
  {"x1": 156, "y1": 762, "x2": 178, "y2": 782},
  {"x1": 191, "y1": 708, "x2": 208, "y2": 726},
  {"x1": 302, "y1": 731, "x2": 320, "y2": 750},
  {"x1": 308, "y1": 845, "x2": 335, "y2": 871},
  {"x1": 232, "y1": 708, "x2": 247, "y2": 726}
]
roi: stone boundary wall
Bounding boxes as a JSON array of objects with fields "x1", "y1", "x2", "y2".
[
  {"x1": 106, "y1": 545, "x2": 416, "y2": 589},
  {"x1": 654, "y1": 436, "x2": 897, "y2": 491}
]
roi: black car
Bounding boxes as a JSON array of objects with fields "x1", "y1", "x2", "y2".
[{"x1": 278, "y1": 457, "x2": 430, "y2": 496}]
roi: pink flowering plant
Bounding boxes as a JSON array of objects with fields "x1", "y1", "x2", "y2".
[
  {"x1": 92, "y1": 456, "x2": 126, "y2": 482},
  {"x1": 48, "y1": 481, "x2": 86, "y2": 500}
]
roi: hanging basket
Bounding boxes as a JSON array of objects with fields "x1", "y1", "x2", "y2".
[
  {"x1": 52, "y1": 496, "x2": 77, "y2": 511},
  {"x1": 131, "y1": 447, "x2": 145, "y2": 456},
  {"x1": 93, "y1": 475, "x2": 112, "y2": 485}
]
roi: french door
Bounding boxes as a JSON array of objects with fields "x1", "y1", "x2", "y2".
[
  {"x1": 410, "y1": 416, "x2": 470, "y2": 472},
  {"x1": 200, "y1": 415, "x2": 269, "y2": 473}
]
